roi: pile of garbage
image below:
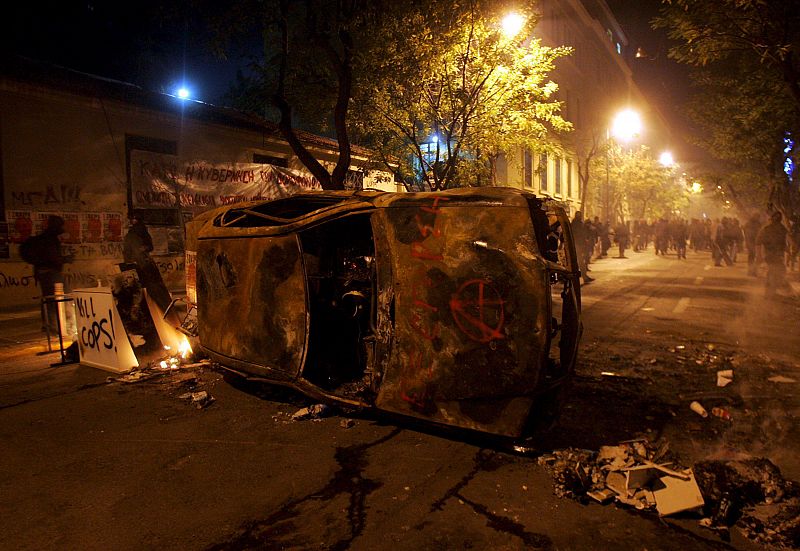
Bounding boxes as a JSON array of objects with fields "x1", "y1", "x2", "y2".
[
  {"x1": 538, "y1": 440, "x2": 800, "y2": 548},
  {"x1": 694, "y1": 458, "x2": 800, "y2": 548},
  {"x1": 537, "y1": 438, "x2": 703, "y2": 516}
]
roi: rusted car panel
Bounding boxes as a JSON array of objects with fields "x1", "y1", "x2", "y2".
[
  {"x1": 196, "y1": 234, "x2": 308, "y2": 382},
  {"x1": 373, "y1": 194, "x2": 551, "y2": 436},
  {"x1": 190, "y1": 188, "x2": 582, "y2": 438}
]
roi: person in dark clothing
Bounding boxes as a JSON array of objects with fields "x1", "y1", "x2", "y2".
[
  {"x1": 614, "y1": 220, "x2": 630, "y2": 258},
  {"x1": 571, "y1": 211, "x2": 594, "y2": 283},
  {"x1": 23, "y1": 215, "x2": 73, "y2": 331},
  {"x1": 756, "y1": 211, "x2": 791, "y2": 298},
  {"x1": 743, "y1": 213, "x2": 761, "y2": 276},
  {"x1": 123, "y1": 213, "x2": 172, "y2": 312}
]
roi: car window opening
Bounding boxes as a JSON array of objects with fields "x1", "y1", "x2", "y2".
[{"x1": 299, "y1": 214, "x2": 377, "y2": 399}]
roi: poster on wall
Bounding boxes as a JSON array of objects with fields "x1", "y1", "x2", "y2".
[
  {"x1": 82, "y1": 213, "x2": 103, "y2": 243},
  {"x1": 7, "y1": 210, "x2": 33, "y2": 243},
  {"x1": 103, "y1": 212, "x2": 124, "y2": 242},
  {"x1": 62, "y1": 212, "x2": 81, "y2": 244}
]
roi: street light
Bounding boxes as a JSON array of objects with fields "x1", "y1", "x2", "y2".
[
  {"x1": 605, "y1": 108, "x2": 643, "y2": 224},
  {"x1": 659, "y1": 150, "x2": 675, "y2": 168},
  {"x1": 501, "y1": 12, "x2": 526, "y2": 38}
]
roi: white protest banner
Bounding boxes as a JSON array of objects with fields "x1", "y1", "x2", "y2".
[
  {"x1": 73, "y1": 288, "x2": 139, "y2": 373},
  {"x1": 130, "y1": 151, "x2": 320, "y2": 214}
]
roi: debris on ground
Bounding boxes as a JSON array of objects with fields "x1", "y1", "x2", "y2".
[
  {"x1": 539, "y1": 439, "x2": 800, "y2": 548},
  {"x1": 716, "y1": 369, "x2": 734, "y2": 387},
  {"x1": 711, "y1": 407, "x2": 732, "y2": 421},
  {"x1": 694, "y1": 458, "x2": 800, "y2": 548},
  {"x1": 340, "y1": 418, "x2": 356, "y2": 429},
  {"x1": 178, "y1": 390, "x2": 214, "y2": 409},
  {"x1": 111, "y1": 370, "x2": 161, "y2": 384},
  {"x1": 690, "y1": 401, "x2": 708, "y2": 418},
  {"x1": 292, "y1": 404, "x2": 331, "y2": 421},
  {"x1": 537, "y1": 438, "x2": 702, "y2": 516},
  {"x1": 768, "y1": 375, "x2": 797, "y2": 384}
]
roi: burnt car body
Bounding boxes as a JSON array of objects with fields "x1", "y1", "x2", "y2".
[{"x1": 185, "y1": 187, "x2": 582, "y2": 438}]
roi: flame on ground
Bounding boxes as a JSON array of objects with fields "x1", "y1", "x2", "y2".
[{"x1": 144, "y1": 291, "x2": 194, "y2": 361}]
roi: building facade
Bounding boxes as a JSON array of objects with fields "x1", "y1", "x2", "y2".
[
  {"x1": 0, "y1": 56, "x2": 396, "y2": 309},
  {"x1": 496, "y1": 0, "x2": 670, "y2": 218}
]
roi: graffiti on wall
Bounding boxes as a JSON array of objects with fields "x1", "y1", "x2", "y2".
[{"x1": 10, "y1": 183, "x2": 83, "y2": 208}]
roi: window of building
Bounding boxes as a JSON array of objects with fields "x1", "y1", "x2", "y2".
[
  {"x1": 253, "y1": 153, "x2": 288, "y2": 167},
  {"x1": 567, "y1": 159, "x2": 573, "y2": 197},
  {"x1": 524, "y1": 149, "x2": 533, "y2": 188},
  {"x1": 554, "y1": 156, "x2": 562, "y2": 195},
  {"x1": 539, "y1": 153, "x2": 548, "y2": 191}
]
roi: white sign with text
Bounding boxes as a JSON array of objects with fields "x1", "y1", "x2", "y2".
[{"x1": 73, "y1": 288, "x2": 139, "y2": 373}]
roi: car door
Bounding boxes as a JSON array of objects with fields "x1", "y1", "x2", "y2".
[{"x1": 196, "y1": 232, "x2": 308, "y2": 383}]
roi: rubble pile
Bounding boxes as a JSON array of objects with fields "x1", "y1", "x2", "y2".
[
  {"x1": 694, "y1": 458, "x2": 800, "y2": 548},
  {"x1": 537, "y1": 438, "x2": 703, "y2": 516},
  {"x1": 539, "y1": 443, "x2": 800, "y2": 548}
]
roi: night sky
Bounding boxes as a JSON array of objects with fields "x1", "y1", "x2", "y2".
[
  {"x1": 605, "y1": 0, "x2": 700, "y2": 164},
  {"x1": 3, "y1": 1, "x2": 251, "y2": 103}
]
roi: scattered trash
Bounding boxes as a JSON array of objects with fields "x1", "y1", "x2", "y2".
[
  {"x1": 179, "y1": 390, "x2": 214, "y2": 409},
  {"x1": 652, "y1": 470, "x2": 705, "y2": 517},
  {"x1": 716, "y1": 369, "x2": 734, "y2": 387},
  {"x1": 601, "y1": 371, "x2": 621, "y2": 378},
  {"x1": 113, "y1": 370, "x2": 160, "y2": 384},
  {"x1": 694, "y1": 458, "x2": 800, "y2": 548},
  {"x1": 675, "y1": 345, "x2": 686, "y2": 351},
  {"x1": 690, "y1": 401, "x2": 709, "y2": 418},
  {"x1": 768, "y1": 375, "x2": 797, "y2": 384},
  {"x1": 292, "y1": 404, "x2": 331, "y2": 421},
  {"x1": 538, "y1": 438, "x2": 702, "y2": 516},
  {"x1": 340, "y1": 418, "x2": 355, "y2": 429},
  {"x1": 711, "y1": 407, "x2": 732, "y2": 421}
]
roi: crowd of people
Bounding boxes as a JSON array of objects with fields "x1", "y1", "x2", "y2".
[{"x1": 570, "y1": 211, "x2": 800, "y2": 298}]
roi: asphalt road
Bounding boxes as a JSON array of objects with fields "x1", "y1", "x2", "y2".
[{"x1": 1, "y1": 248, "x2": 798, "y2": 550}]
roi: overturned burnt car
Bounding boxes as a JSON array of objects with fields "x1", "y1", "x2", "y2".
[{"x1": 184, "y1": 187, "x2": 582, "y2": 438}]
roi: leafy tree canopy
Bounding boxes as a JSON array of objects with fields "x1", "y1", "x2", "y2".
[{"x1": 653, "y1": 0, "x2": 800, "y2": 214}]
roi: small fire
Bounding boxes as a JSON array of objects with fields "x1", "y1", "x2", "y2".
[{"x1": 178, "y1": 337, "x2": 193, "y2": 359}]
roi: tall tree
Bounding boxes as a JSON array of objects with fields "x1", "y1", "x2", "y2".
[
  {"x1": 351, "y1": 1, "x2": 571, "y2": 190},
  {"x1": 590, "y1": 145, "x2": 685, "y2": 223},
  {"x1": 653, "y1": 0, "x2": 800, "y2": 214}
]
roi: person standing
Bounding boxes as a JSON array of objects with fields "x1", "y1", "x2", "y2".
[
  {"x1": 615, "y1": 220, "x2": 630, "y2": 258},
  {"x1": 756, "y1": 211, "x2": 791, "y2": 298},
  {"x1": 123, "y1": 212, "x2": 172, "y2": 312},
  {"x1": 20, "y1": 215, "x2": 73, "y2": 331},
  {"x1": 570, "y1": 211, "x2": 594, "y2": 283},
  {"x1": 743, "y1": 212, "x2": 761, "y2": 276}
]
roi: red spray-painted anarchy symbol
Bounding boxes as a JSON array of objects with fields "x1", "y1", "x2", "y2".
[{"x1": 449, "y1": 279, "x2": 505, "y2": 343}]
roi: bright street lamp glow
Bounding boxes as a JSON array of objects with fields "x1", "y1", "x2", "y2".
[
  {"x1": 659, "y1": 151, "x2": 675, "y2": 167},
  {"x1": 611, "y1": 109, "x2": 643, "y2": 142},
  {"x1": 501, "y1": 12, "x2": 526, "y2": 38},
  {"x1": 176, "y1": 87, "x2": 190, "y2": 100},
  {"x1": 691, "y1": 182, "x2": 703, "y2": 194}
]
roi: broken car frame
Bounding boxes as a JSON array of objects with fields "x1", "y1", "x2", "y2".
[{"x1": 183, "y1": 187, "x2": 583, "y2": 438}]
